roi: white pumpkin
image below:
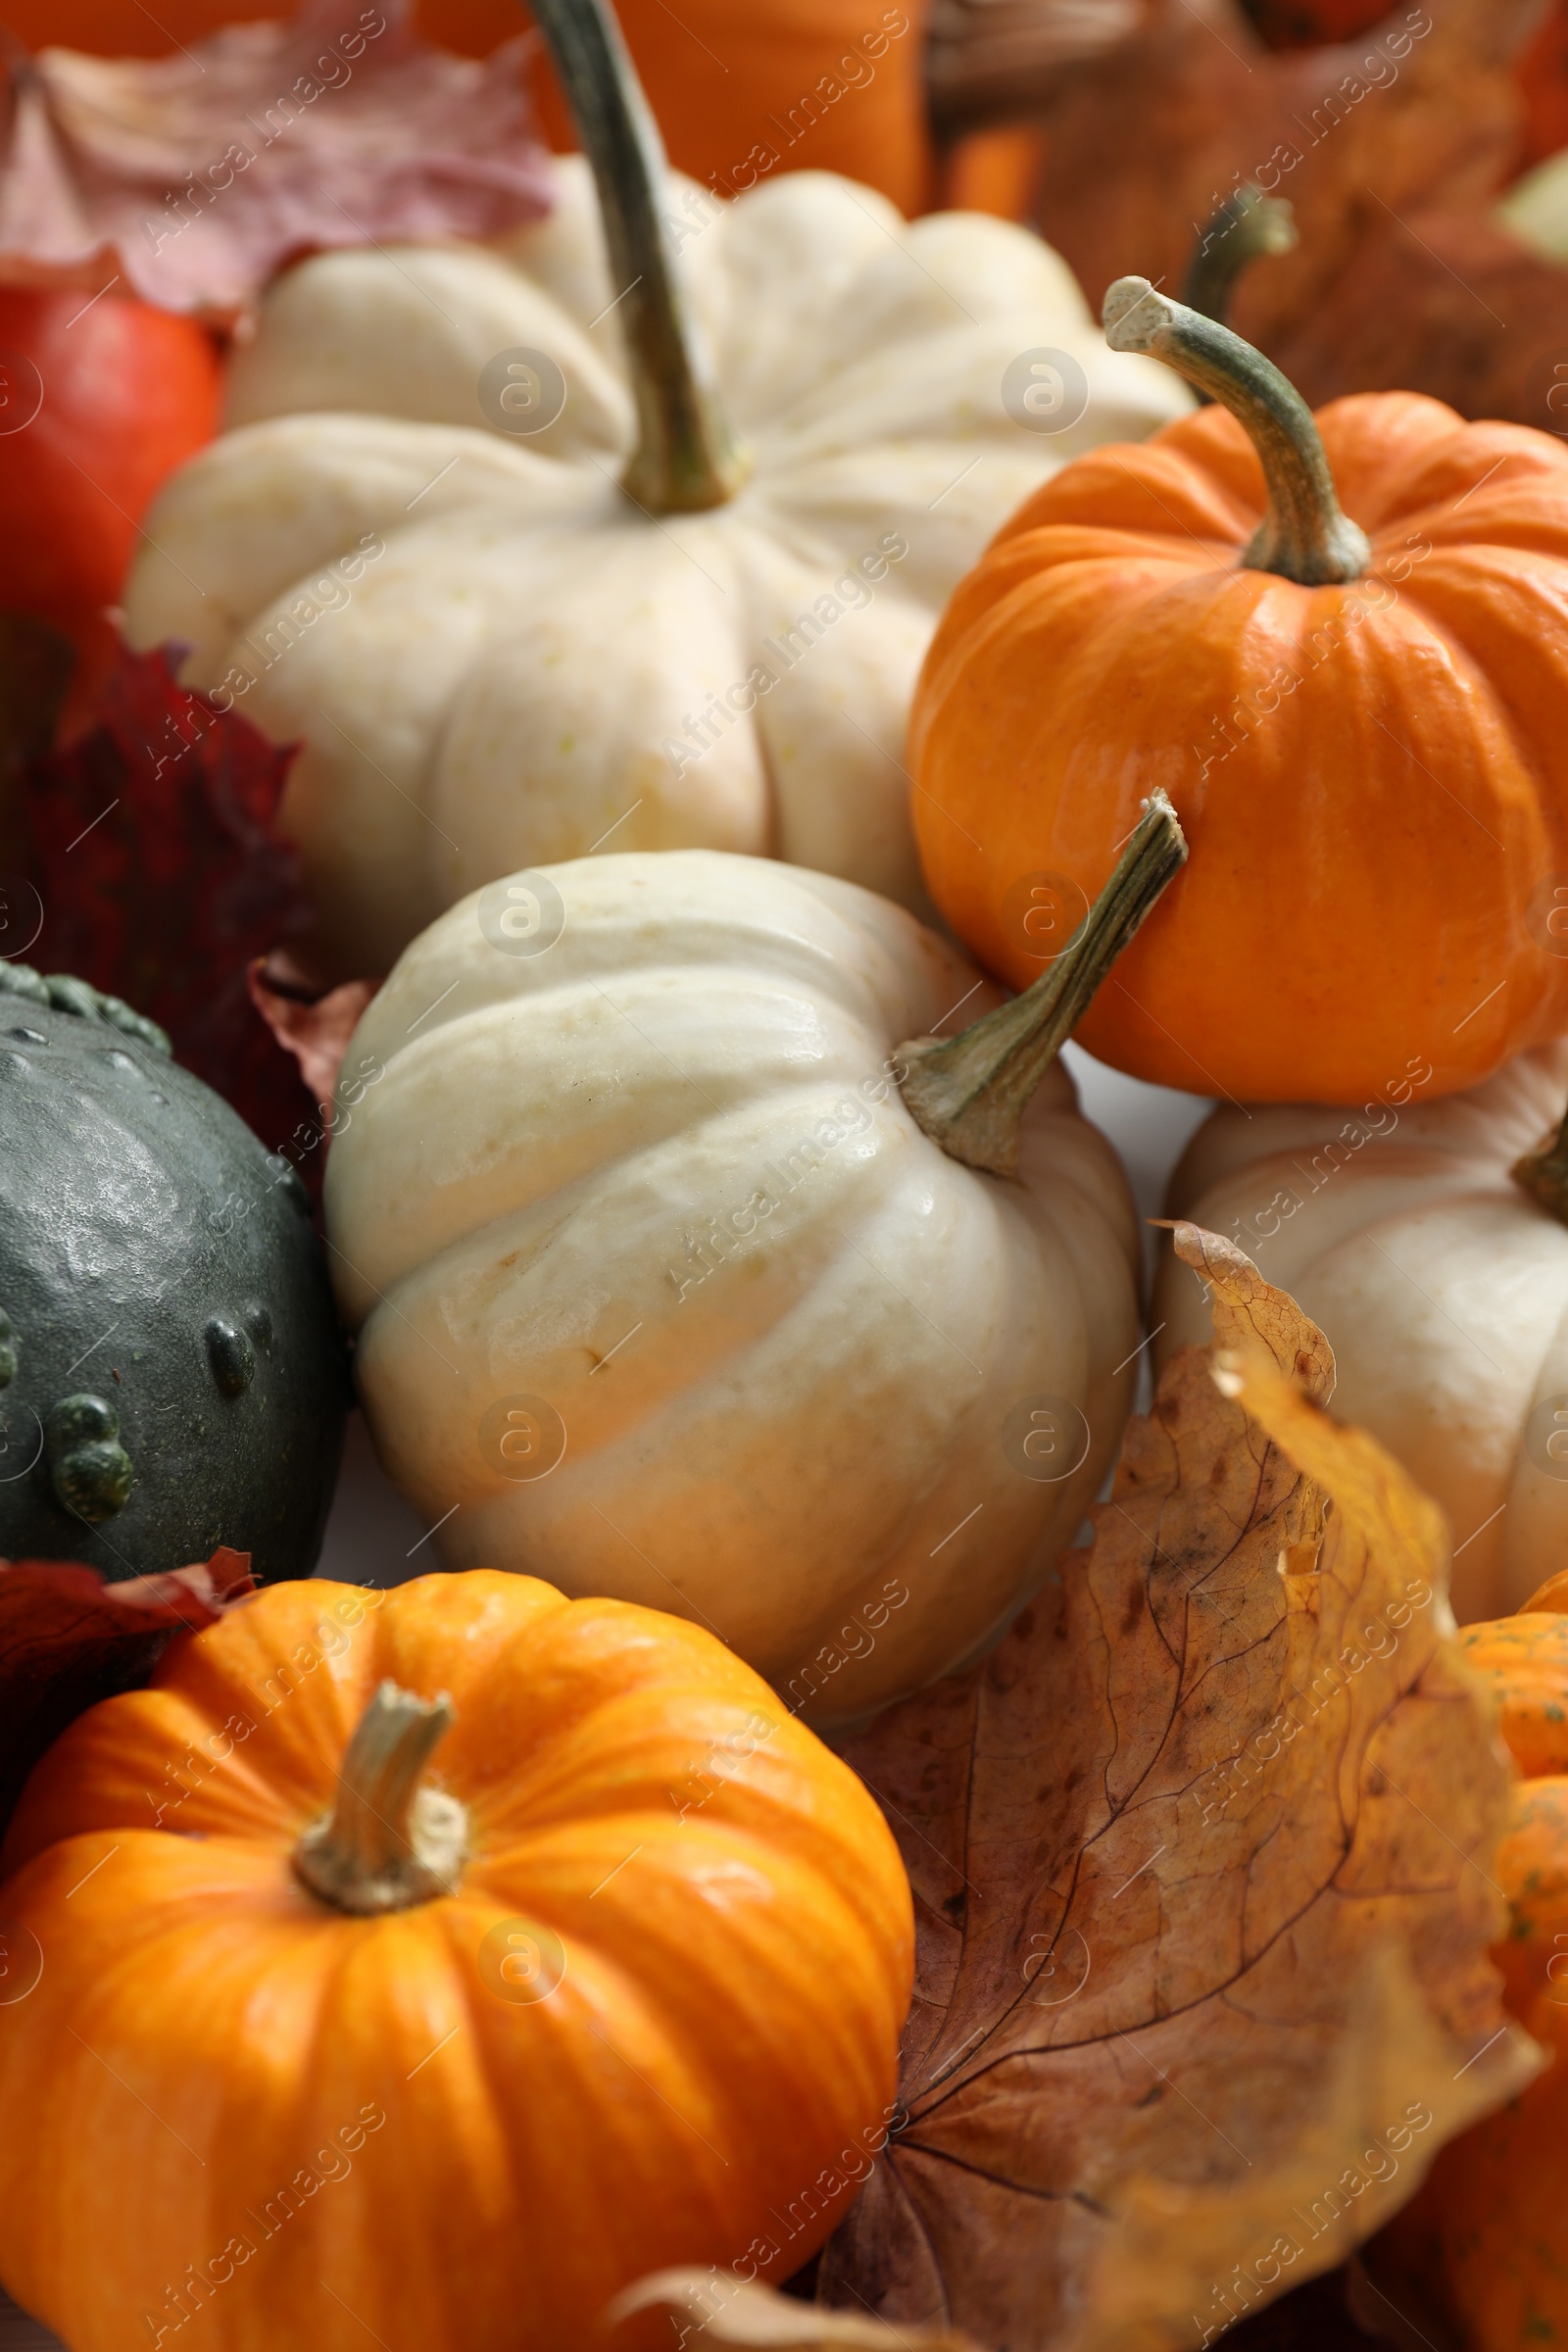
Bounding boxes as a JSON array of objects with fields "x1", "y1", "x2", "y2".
[
  {"x1": 122, "y1": 117, "x2": 1187, "y2": 979},
  {"x1": 324, "y1": 848, "x2": 1148, "y2": 1725},
  {"x1": 1152, "y1": 1040, "x2": 1568, "y2": 1623},
  {"x1": 1497, "y1": 149, "x2": 1568, "y2": 264}
]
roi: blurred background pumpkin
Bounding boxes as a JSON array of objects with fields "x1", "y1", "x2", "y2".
[{"x1": 2, "y1": 0, "x2": 939, "y2": 214}]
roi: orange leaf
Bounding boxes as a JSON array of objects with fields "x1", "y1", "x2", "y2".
[{"x1": 818, "y1": 1224, "x2": 1539, "y2": 2351}]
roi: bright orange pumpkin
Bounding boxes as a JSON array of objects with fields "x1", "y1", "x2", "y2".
[
  {"x1": 0, "y1": 1571, "x2": 912, "y2": 2352},
  {"x1": 0, "y1": 285, "x2": 220, "y2": 721},
  {"x1": 1371, "y1": 1571, "x2": 1568, "y2": 2345},
  {"x1": 910, "y1": 280, "x2": 1568, "y2": 1103},
  {"x1": 525, "y1": 0, "x2": 934, "y2": 217}
]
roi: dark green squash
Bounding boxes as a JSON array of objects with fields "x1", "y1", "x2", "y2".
[{"x1": 0, "y1": 960, "x2": 346, "y2": 1583}]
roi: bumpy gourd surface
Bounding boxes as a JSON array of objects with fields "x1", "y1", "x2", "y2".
[{"x1": 0, "y1": 968, "x2": 345, "y2": 1581}]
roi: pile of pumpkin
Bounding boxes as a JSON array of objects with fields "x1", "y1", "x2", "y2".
[{"x1": 7, "y1": 0, "x2": 1568, "y2": 2346}]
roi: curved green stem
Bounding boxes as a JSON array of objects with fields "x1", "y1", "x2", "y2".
[
  {"x1": 293, "y1": 1681, "x2": 466, "y2": 1915},
  {"x1": 897, "y1": 791, "x2": 1188, "y2": 1177},
  {"x1": 1183, "y1": 184, "x2": 1298, "y2": 328},
  {"x1": 1102, "y1": 276, "x2": 1369, "y2": 587},
  {"x1": 527, "y1": 0, "x2": 748, "y2": 514},
  {"x1": 1513, "y1": 1103, "x2": 1568, "y2": 1225}
]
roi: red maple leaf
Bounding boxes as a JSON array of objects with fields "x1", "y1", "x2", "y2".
[
  {"x1": 19, "y1": 636, "x2": 325, "y2": 1172},
  {"x1": 0, "y1": 1546, "x2": 254, "y2": 1834}
]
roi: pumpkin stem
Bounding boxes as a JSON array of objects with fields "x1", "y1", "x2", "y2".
[
  {"x1": 896, "y1": 790, "x2": 1187, "y2": 1176},
  {"x1": 527, "y1": 0, "x2": 749, "y2": 514},
  {"x1": 292, "y1": 1680, "x2": 466, "y2": 1916},
  {"x1": 1512, "y1": 1104, "x2": 1568, "y2": 1225},
  {"x1": 1182, "y1": 185, "x2": 1297, "y2": 328},
  {"x1": 1102, "y1": 276, "x2": 1370, "y2": 588}
]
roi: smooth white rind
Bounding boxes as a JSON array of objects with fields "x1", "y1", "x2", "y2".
[
  {"x1": 1153, "y1": 1040, "x2": 1568, "y2": 1622},
  {"x1": 326, "y1": 851, "x2": 1142, "y2": 1724}
]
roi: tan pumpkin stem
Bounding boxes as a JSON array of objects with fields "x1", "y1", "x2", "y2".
[
  {"x1": 1512, "y1": 1105, "x2": 1568, "y2": 1224},
  {"x1": 896, "y1": 791, "x2": 1187, "y2": 1177},
  {"x1": 1102, "y1": 277, "x2": 1370, "y2": 587},
  {"x1": 1182, "y1": 185, "x2": 1298, "y2": 328},
  {"x1": 293, "y1": 1680, "x2": 466, "y2": 1916},
  {"x1": 528, "y1": 0, "x2": 749, "y2": 514}
]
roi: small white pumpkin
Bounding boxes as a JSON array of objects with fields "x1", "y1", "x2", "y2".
[
  {"x1": 121, "y1": 1, "x2": 1187, "y2": 980},
  {"x1": 1152, "y1": 1040, "x2": 1568, "y2": 1623},
  {"x1": 1497, "y1": 149, "x2": 1568, "y2": 264},
  {"x1": 325, "y1": 811, "x2": 1187, "y2": 1724}
]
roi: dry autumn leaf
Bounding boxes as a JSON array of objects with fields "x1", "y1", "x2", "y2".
[
  {"x1": 806, "y1": 1224, "x2": 1539, "y2": 2352},
  {"x1": 249, "y1": 961, "x2": 380, "y2": 1128},
  {"x1": 0, "y1": 1546, "x2": 253, "y2": 1829},
  {"x1": 0, "y1": 0, "x2": 552, "y2": 319},
  {"x1": 609, "y1": 2272, "x2": 983, "y2": 2348},
  {"x1": 946, "y1": 0, "x2": 1568, "y2": 425}
]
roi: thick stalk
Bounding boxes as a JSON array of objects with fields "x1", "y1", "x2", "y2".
[
  {"x1": 897, "y1": 791, "x2": 1187, "y2": 1176},
  {"x1": 528, "y1": 0, "x2": 748, "y2": 514},
  {"x1": 293, "y1": 1681, "x2": 466, "y2": 1916},
  {"x1": 1102, "y1": 277, "x2": 1369, "y2": 587},
  {"x1": 1183, "y1": 185, "x2": 1298, "y2": 329},
  {"x1": 1513, "y1": 1104, "x2": 1568, "y2": 1224}
]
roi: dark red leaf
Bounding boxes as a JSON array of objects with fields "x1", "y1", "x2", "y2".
[
  {"x1": 17, "y1": 635, "x2": 325, "y2": 1166},
  {"x1": 0, "y1": 1545, "x2": 253, "y2": 1830}
]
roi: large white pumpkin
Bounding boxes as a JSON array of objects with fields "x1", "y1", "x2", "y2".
[
  {"x1": 122, "y1": 145, "x2": 1187, "y2": 978},
  {"x1": 324, "y1": 850, "x2": 1144, "y2": 1725},
  {"x1": 1152, "y1": 1041, "x2": 1568, "y2": 1623}
]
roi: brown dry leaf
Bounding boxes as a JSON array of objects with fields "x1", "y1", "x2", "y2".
[
  {"x1": 959, "y1": 0, "x2": 1568, "y2": 424},
  {"x1": 0, "y1": 0, "x2": 552, "y2": 319},
  {"x1": 926, "y1": 0, "x2": 1146, "y2": 136},
  {"x1": 817, "y1": 1223, "x2": 1540, "y2": 2352},
  {"x1": 249, "y1": 958, "x2": 380, "y2": 1125},
  {"x1": 608, "y1": 2272, "x2": 983, "y2": 2348}
]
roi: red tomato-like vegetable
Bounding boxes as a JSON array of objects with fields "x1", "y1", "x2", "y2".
[{"x1": 0, "y1": 287, "x2": 220, "y2": 650}]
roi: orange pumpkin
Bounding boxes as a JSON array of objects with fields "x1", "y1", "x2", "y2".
[
  {"x1": 0, "y1": 1571, "x2": 912, "y2": 2352},
  {"x1": 524, "y1": 0, "x2": 935, "y2": 218},
  {"x1": 1371, "y1": 1571, "x2": 1568, "y2": 2345},
  {"x1": 910, "y1": 280, "x2": 1568, "y2": 1103}
]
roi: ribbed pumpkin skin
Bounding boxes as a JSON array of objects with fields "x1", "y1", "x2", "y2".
[
  {"x1": 911, "y1": 394, "x2": 1568, "y2": 1102},
  {"x1": 0, "y1": 1573, "x2": 912, "y2": 2352},
  {"x1": 1373, "y1": 1591, "x2": 1568, "y2": 2344}
]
